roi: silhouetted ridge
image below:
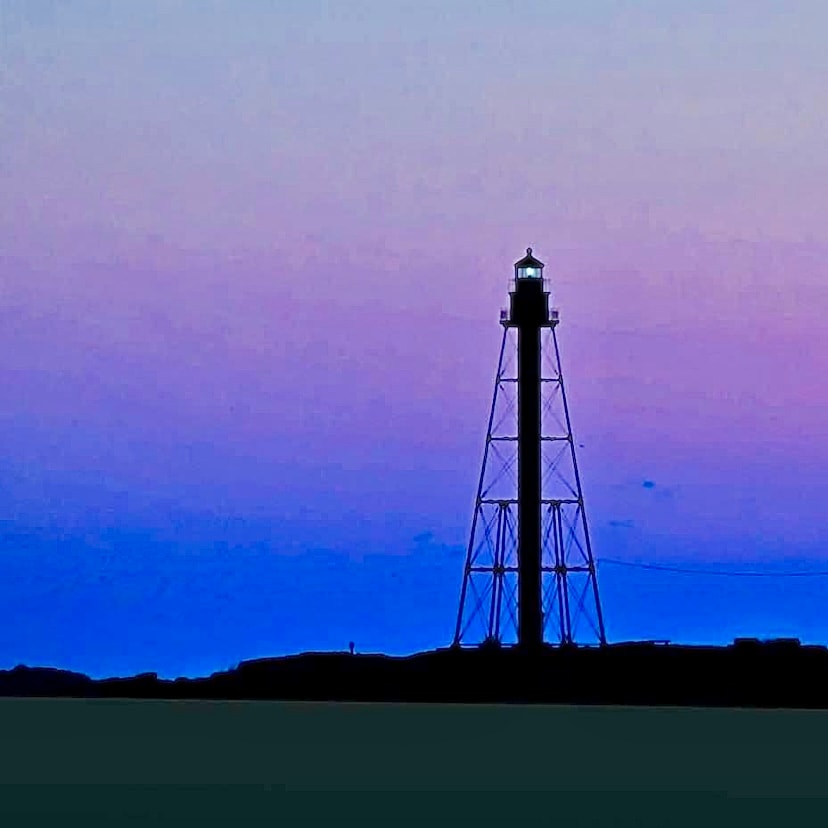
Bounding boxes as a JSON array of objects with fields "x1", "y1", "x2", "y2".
[
  {"x1": 2, "y1": 641, "x2": 827, "y2": 709},
  {"x1": 0, "y1": 665, "x2": 94, "y2": 696}
]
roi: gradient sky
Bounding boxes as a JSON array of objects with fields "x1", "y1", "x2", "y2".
[{"x1": 2, "y1": 1, "x2": 828, "y2": 678}]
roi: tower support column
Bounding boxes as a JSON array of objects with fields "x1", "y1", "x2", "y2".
[{"x1": 517, "y1": 322, "x2": 543, "y2": 649}]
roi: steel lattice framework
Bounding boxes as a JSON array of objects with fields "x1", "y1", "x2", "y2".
[{"x1": 454, "y1": 300, "x2": 607, "y2": 647}]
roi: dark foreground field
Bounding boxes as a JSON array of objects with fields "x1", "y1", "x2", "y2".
[{"x1": 1, "y1": 698, "x2": 827, "y2": 825}]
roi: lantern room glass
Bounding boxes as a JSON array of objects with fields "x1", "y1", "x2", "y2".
[{"x1": 517, "y1": 265, "x2": 541, "y2": 279}]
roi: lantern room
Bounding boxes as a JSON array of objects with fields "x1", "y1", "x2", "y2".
[{"x1": 514, "y1": 247, "x2": 544, "y2": 280}]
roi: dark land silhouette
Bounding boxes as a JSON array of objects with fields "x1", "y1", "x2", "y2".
[{"x1": 3, "y1": 638, "x2": 828, "y2": 708}]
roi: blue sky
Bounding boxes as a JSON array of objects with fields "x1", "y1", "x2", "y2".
[{"x1": 2, "y1": 1, "x2": 828, "y2": 677}]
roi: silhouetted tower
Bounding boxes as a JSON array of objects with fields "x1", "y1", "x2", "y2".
[{"x1": 454, "y1": 249, "x2": 606, "y2": 649}]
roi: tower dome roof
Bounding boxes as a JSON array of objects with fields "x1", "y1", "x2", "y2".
[{"x1": 514, "y1": 247, "x2": 544, "y2": 269}]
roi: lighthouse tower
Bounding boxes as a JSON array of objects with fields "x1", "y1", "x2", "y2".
[{"x1": 453, "y1": 249, "x2": 606, "y2": 649}]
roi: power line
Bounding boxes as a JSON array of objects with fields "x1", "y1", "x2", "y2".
[{"x1": 597, "y1": 558, "x2": 828, "y2": 578}]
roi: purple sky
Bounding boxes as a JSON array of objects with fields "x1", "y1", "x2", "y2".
[{"x1": 2, "y1": 1, "x2": 828, "y2": 677}]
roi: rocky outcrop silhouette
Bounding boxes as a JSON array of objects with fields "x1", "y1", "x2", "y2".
[{"x1": 1, "y1": 639, "x2": 824, "y2": 708}]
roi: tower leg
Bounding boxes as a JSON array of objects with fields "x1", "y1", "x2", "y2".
[
  {"x1": 454, "y1": 329, "x2": 509, "y2": 646},
  {"x1": 552, "y1": 328, "x2": 607, "y2": 646}
]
